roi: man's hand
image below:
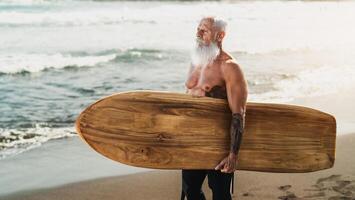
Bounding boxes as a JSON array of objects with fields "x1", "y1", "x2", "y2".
[
  {"x1": 214, "y1": 153, "x2": 238, "y2": 173},
  {"x1": 190, "y1": 88, "x2": 205, "y2": 98}
]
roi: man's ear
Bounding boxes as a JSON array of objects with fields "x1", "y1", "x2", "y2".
[{"x1": 217, "y1": 31, "x2": 225, "y2": 42}]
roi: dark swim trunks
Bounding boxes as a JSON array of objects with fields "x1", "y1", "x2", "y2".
[{"x1": 181, "y1": 169, "x2": 233, "y2": 200}]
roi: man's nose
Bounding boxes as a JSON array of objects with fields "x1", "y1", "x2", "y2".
[
  {"x1": 196, "y1": 30, "x2": 202, "y2": 38},
  {"x1": 196, "y1": 32, "x2": 201, "y2": 38}
]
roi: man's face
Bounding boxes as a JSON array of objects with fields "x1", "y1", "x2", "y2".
[{"x1": 196, "y1": 19, "x2": 216, "y2": 46}]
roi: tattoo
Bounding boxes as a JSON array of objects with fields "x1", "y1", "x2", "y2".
[{"x1": 230, "y1": 113, "x2": 244, "y2": 155}]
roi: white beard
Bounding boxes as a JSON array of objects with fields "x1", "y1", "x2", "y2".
[{"x1": 190, "y1": 39, "x2": 220, "y2": 68}]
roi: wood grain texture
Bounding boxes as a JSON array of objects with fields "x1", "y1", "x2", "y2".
[{"x1": 75, "y1": 90, "x2": 336, "y2": 173}]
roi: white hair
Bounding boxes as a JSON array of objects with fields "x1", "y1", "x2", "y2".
[
  {"x1": 191, "y1": 41, "x2": 220, "y2": 68},
  {"x1": 212, "y1": 17, "x2": 227, "y2": 32},
  {"x1": 199, "y1": 16, "x2": 227, "y2": 32}
]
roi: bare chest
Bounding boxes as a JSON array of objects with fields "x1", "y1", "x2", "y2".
[{"x1": 187, "y1": 64, "x2": 225, "y2": 92}]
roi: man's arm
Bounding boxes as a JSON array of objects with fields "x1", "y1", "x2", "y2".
[
  {"x1": 215, "y1": 62, "x2": 248, "y2": 173},
  {"x1": 224, "y1": 62, "x2": 248, "y2": 156}
]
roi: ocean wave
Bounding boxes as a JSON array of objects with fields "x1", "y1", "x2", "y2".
[
  {"x1": 249, "y1": 65, "x2": 355, "y2": 102},
  {"x1": 0, "y1": 7, "x2": 159, "y2": 28},
  {"x1": 0, "y1": 53, "x2": 116, "y2": 74},
  {"x1": 111, "y1": 48, "x2": 169, "y2": 63},
  {"x1": 0, "y1": 125, "x2": 76, "y2": 159},
  {"x1": 0, "y1": 49, "x2": 171, "y2": 74}
]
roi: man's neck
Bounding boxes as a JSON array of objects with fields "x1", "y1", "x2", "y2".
[
  {"x1": 217, "y1": 41, "x2": 223, "y2": 50},
  {"x1": 215, "y1": 49, "x2": 225, "y2": 61}
]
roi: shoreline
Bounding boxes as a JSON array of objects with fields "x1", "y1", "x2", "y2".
[{"x1": 0, "y1": 137, "x2": 153, "y2": 197}]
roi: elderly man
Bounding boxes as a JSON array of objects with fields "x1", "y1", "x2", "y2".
[{"x1": 182, "y1": 17, "x2": 248, "y2": 200}]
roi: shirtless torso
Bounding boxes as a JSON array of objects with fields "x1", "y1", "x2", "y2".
[{"x1": 185, "y1": 51, "x2": 235, "y2": 100}]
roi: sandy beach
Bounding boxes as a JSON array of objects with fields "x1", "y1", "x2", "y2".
[{"x1": 1, "y1": 87, "x2": 354, "y2": 200}]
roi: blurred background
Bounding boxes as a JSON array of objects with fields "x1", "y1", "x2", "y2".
[{"x1": 0, "y1": 1, "x2": 354, "y2": 199}]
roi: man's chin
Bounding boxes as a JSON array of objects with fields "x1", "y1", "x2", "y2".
[
  {"x1": 195, "y1": 39, "x2": 206, "y2": 46},
  {"x1": 196, "y1": 42, "x2": 203, "y2": 47},
  {"x1": 196, "y1": 41, "x2": 215, "y2": 48}
]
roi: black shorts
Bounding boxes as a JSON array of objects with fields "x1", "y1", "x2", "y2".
[{"x1": 181, "y1": 169, "x2": 234, "y2": 200}]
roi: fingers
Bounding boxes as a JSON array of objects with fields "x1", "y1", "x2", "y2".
[
  {"x1": 215, "y1": 159, "x2": 226, "y2": 170},
  {"x1": 214, "y1": 161, "x2": 224, "y2": 170},
  {"x1": 221, "y1": 162, "x2": 232, "y2": 173},
  {"x1": 221, "y1": 166, "x2": 234, "y2": 173},
  {"x1": 221, "y1": 166, "x2": 235, "y2": 173},
  {"x1": 192, "y1": 94, "x2": 203, "y2": 98},
  {"x1": 215, "y1": 157, "x2": 238, "y2": 173},
  {"x1": 191, "y1": 92, "x2": 202, "y2": 98},
  {"x1": 191, "y1": 89, "x2": 205, "y2": 98},
  {"x1": 221, "y1": 159, "x2": 236, "y2": 173}
]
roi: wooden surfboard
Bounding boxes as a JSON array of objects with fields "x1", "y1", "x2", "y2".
[{"x1": 75, "y1": 90, "x2": 336, "y2": 173}]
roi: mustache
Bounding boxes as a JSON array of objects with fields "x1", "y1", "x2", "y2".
[
  {"x1": 196, "y1": 37, "x2": 203, "y2": 43},
  {"x1": 195, "y1": 37, "x2": 218, "y2": 47}
]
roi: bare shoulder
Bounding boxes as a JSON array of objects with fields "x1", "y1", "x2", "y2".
[{"x1": 221, "y1": 59, "x2": 245, "y2": 81}]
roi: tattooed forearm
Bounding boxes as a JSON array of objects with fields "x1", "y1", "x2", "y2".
[{"x1": 230, "y1": 113, "x2": 244, "y2": 155}]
